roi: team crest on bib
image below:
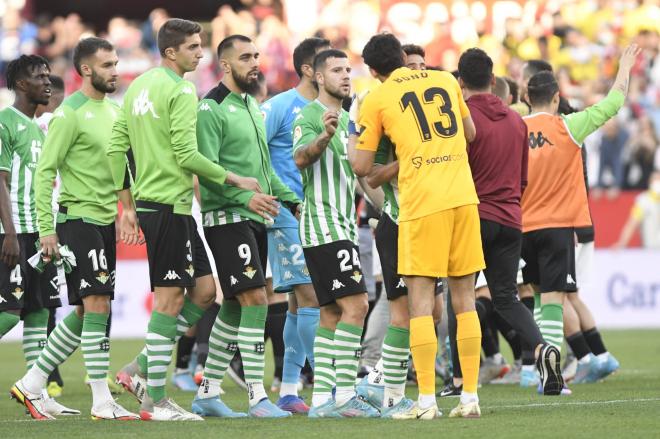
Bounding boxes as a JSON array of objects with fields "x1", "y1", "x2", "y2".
[
  {"x1": 244, "y1": 266, "x2": 257, "y2": 279},
  {"x1": 293, "y1": 125, "x2": 302, "y2": 144},
  {"x1": 351, "y1": 271, "x2": 363, "y2": 283},
  {"x1": 186, "y1": 264, "x2": 195, "y2": 278},
  {"x1": 96, "y1": 271, "x2": 109, "y2": 284},
  {"x1": 12, "y1": 288, "x2": 24, "y2": 301}
]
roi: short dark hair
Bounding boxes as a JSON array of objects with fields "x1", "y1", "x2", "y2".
[
  {"x1": 293, "y1": 37, "x2": 330, "y2": 78},
  {"x1": 313, "y1": 49, "x2": 348, "y2": 72},
  {"x1": 523, "y1": 59, "x2": 553, "y2": 80},
  {"x1": 73, "y1": 37, "x2": 114, "y2": 76},
  {"x1": 457, "y1": 48, "x2": 493, "y2": 90},
  {"x1": 217, "y1": 34, "x2": 252, "y2": 59},
  {"x1": 504, "y1": 77, "x2": 518, "y2": 103},
  {"x1": 157, "y1": 18, "x2": 202, "y2": 57},
  {"x1": 527, "y1": 71, "x2": 559, "y2": 106},
  {"x1": 493, "y1": 77, "x2": 509, "y2": 101},
  {"x1": 49, "y1": 75, "x2": 64, "y2": 92},
  {"x1": 402, "y1": 44, "x2": 425, "y2": 58},
  {"x1": 361, "y1": 33, "x2": 404, "y2": 76},
  {"x1": 5, "y1": 55, "x2": 50, "y2": 91}
]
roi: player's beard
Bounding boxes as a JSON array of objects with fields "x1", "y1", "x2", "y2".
[
  {"x1": 232, "y1": 67, "x2": 261, "y2": 96},
  {"x1": 91, "y1": 70, "x2": 117, "y2": 94},
  {"x1": 325, "y1": 84, "x2": 349, "y2": 101}
]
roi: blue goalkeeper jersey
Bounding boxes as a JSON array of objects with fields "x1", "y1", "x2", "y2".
[{"x1": 261, "y1": 88, "x2": 309, "y2": 201}]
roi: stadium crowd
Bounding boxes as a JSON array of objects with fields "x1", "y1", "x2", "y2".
[{"x1": 0, "y1": 0, "x2": 658, "y2": 190}]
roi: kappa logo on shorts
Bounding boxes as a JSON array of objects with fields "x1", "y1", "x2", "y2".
[
  {"x1": 396, "y1": 278, "x2": 406, "y2": 289},
  {"x1": 243, "y1": 266, "x2": 257, "y2": 279},
  {"x1": 185, "y1": 264, "x2": 195, "y2": 278},
  {"x1": 0, "y1": 296, "x2": 6, "y2": 304},
  {"x1": 566, "y1": 274, "x2": 576, "y2": 285},
  {"x1": 163, "y1": 270, "x2": 181, "y2": 280},
  {"x1": 283, "y1": 271, "x2": 294, "y2": 281},
  {"x1": 80, "y1": 279, "x2": 91, "y2": 289},
  {"x1": 230, "y1": 275, "x2": 238, "y2": 286},
  {"x1": 12, "y1": 288, "x2": 24, "y2": 300},
  {"x1": 96, "y1": 271, "x2": 109, "y2": 284},
  {"x1": 331, "y1": 279, "x2": 345, "y2": 290},
  {"x1": 351, "y1": 271, "x2": 363, "y2": 284}
]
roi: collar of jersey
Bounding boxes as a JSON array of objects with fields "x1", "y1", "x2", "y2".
[{"x1": 8, "y1": 105, "x2": 35, "y2": 122}]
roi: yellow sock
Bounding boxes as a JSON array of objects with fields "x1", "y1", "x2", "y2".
[
  {"x1": 409, "y1": 316, "x2": 437, "y2": 395},
  {"x1": 457, "y1": 310, "x2": 482, "y2": 394}
]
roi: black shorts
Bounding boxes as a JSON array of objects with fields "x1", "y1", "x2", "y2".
[
  {"x1": 57, "y1": 220, "x2": 116, "y2": 305},
  {"x1": 0, "y1": 233, "x2": 61, "y2": 314},
  {"x1": 480, "y1": 219, "x2": 522, "y2": 303},
  {"x1": 303, "y1": 240, "x2": 367, "y2": 306},
  {"x1": 521, "y1": 227, "x2": 577, "y2": 293},
  {"x1": 138, "y1": 201, "x2": 212, "y2": 291},
  {"x1": 375, "y1": 214, "x2": 443, "y2": 300},
  {"x1": 204, "y1": 220, "x2": 267, "y2": 299}
]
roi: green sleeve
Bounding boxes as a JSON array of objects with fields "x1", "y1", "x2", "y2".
[
  {"x1": 374, "y1": 136, "x2": 394, "y2": 165},
  {"x1": 196, "y1": 101, "x2": 254, "y2": 208},
  {"x1": 0, "y1": 123, "x2": 12, "y2": 171},
  {"x1": 36, "y1": 107, "x2": 77, "y2": 237},
  {"x1": 562, "y1": 90, "x2": 625, "y2": 145},
  {"x1": 170, "y1": 83, "x2": 227, "y2": 186},
  {"x1": 107, "y1": 104, "x2": 131, "y2": 191},
  {"x1": 270, "y1": 167, "x2": 300, "y2": 204}
]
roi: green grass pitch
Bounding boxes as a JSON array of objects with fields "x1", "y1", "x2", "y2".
[{"x1": 0, "y1": 329, "x2": 659, "y2": 438}]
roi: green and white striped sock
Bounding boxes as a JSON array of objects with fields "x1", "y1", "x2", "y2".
[
  {"x1": 136, "y1": 296, "x2": 204, "y2": 376},
  {"x1": 198, "y1": 300, "x2": 241, "y2": 399},
  {"x1": 539, "y1": 303, "x2": 564, "y2": 352},
  {"x1": 146, "y1": 311, "x2": 177, "y2": 402},
  {"x1": 334, "y1": 322, "x2": 363, "y2": 406},
  {"x1": 382, "y1": 325, "x2": 410, "y2": 408},
  {"x1": 82, "y1": 312, "x2": 113, "y2": 407},
  {"x1": 237, "y1": 305, "x2": 268, "y2": 406},
  {"x1": 24, "y1": 311, "x2": 82, "y2": 394},
  {"x1": 533, "y1": 292, "x2": 542, "y2": 326},
  {"x1": 312, "y1": 327, "x2": 335, "y2": 407},
  {"x1": 22, "y1": 309, "x2": 48, "y2": 369}
]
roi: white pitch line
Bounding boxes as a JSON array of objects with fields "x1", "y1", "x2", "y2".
[{"x1": 488, "y1": 397, "x2": 660, "y2": 410}]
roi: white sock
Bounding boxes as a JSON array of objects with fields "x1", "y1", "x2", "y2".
[
  {"x1": 383, "y1": 384, "x2": 405, "y2": 408},
  {"x1": 460, "y1": 391, "x2": 479, "y2": 405},
  {"x1": 597, "y1": 352, "x2": 609, "y2": 361},
  {"x1": 22, "y1": 366, "x2": 48, "y2": 395},
  {"x1": 279, "y1": 382, "x2": 299, "y2": 398},
  {"x1": 312, "y1": 392, "x2": 331, "y2": 407},
  {"x1": 247, "y1": 382, "x2": 267, "y2": 407},
  {"x1": 89, "y1": 379, "x2": 113, "y2": 409},
  {"x1": 367, "y1": 359, "x2": 385, "y2": 385},
  {"x1": 418, "y1": 393, "x2": 436, "y2": 409},
  {"x1": 578, "y1": 354, "x2": 592, "y2": 364},
  {"x1": 197, "y1": 378, "x2": 221, "y2": 399},
  {"x1": 335, "y1": 388, "x2": 355, "y2": 406},
  {"x1": 522, "y1": 364, "x2": 535, "y2": 373}
]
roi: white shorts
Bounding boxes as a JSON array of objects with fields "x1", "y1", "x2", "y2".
[{"x1": 575, "y1": 241, "x2": 594, "y2": 289}]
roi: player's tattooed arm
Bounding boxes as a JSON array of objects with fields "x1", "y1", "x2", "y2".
[
  {"x1": 611, "y1": 44, "x2": 641, "y2": 96},
  {"x1": 294, "y1": 110, "x2": 338, "y2": 169}
]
